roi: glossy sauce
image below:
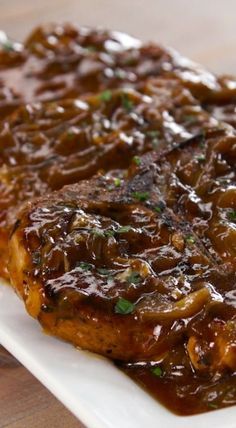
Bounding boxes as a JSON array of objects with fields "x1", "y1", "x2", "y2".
[{"x1": 1, "y1": 24, "x2": 236, "y2": 415}]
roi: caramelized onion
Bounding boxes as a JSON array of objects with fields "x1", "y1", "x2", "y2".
[{"x1": 138, "y1": 287, "x2": 211, "y2": 321}]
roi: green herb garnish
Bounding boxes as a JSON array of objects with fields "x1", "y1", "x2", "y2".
[
  {"x1": 200, "y1": 141, "x2": 205, "y2": 149},
  {"x1": 183, "y1": 115, "x2": 196, "y2": 124},
  {"x1": 196, "y1": 153, "x2": 205, "y2": 162},
  {"x1": 132, "y1": 191, "x2": 149, "y2": 202},
  {"x1": 208, "y1": 403, "x2": 218, "y2": 409},
  {"x1": 67, "y1": 130, "x2": 75, "y2": 139},
  {"x1": 121, "y1": 93, "x2": 133, "y2": 111},
  {"x1": 147, "y1": 130, "x2": 160, "y2": 138},
  {"x1": 132, "y1": 156, "x2": 141, "y2": 166},
  {"x1": 152, "y1": 138, "x2": 160, "y2": 149},
  {"x1": 85, "y1": 45, "x2": 97, "y2": 52},
  {"x1": 114, "y1": 177, "x2": 121, "y2": 187},
  {"x1": 228, "y1": 210, "x2": 236, "y2": 222},
  {"x1": 78, "y1": 262, "x2": 93, "y2": 271},
  {"x1": 97, "y1": 268, "x2": 113, "y2": 276},
  {"x1": 127, "y1": 271, "x2": 141, "y2": 284},
  {"x1": 105, "y1": 229, "x2": 115, "y2": 238},
  {"x1": 147, "y1": 130, "x2": 160, "y2": 149},
  {"x1": 1, "y1": 39, "x2": 15, "y2": 52},
  {"x1": 117, "y1": 226, "x2": 132, "y2": 233},
  {"x1": 99, "y1": 90, "x2": 112, "y2": 102},
  {"x1": 186, "y1": 235, "x2": 195, "y2": 244},
  {"x1": 115, "y1": 298, "x2": 135, "y2": 314},
  {"x1": 91, "y1": 228, "x2": 105, "y2": 238},
  {"x1": 115, "y1": 69, "x2": 125, "y2": 79},
  {"x1": 154, "y1": 202, "x2": 165, "y2": 213},
  {"x1": 32, "y1": 251, "x2": 41, "y2": 265},
  {"x1": 151, "y1": 366, "x2": 163, "y2": 377}
]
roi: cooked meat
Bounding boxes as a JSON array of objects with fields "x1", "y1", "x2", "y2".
[
  {"x1": 0, "y1": 79, "x2": 221, "y2": 278},
  {"x1": 2, "y1": 24, "x2": 236, "y2": 414},
  {"x1": 9, "y1": 128, "x2": 236, "y2": 365},
  {"x1": 1, "y1": 23, "x2": 236, "y2": 121}
]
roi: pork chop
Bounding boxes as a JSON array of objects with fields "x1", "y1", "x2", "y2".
[
  {"x1": 1, "y1": 24, "x2": 236, "y2": 121},
  {"x1": 9, "y1": 129, "x2": 236, "y2": 369},
  {"x1": 0, "y1": 78, "x2": 221, "y2": 278}
]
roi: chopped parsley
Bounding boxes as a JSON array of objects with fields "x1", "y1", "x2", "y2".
[
  {"x1": 117, "y1": 225, "x2": 132, "y2": 234},
  {"x1": 97, "y1": 268, "x2": 112, "y2": 276},
  {"x1": 67, "y1": 130, "x2": 75, "y2": 139},
  {"x1": 151, "y1": 366, "x2": 163, "y2": 377},
  {"x1": 91, "y1": 228, "x2": 115, "y2": 238},
  {"x1": 32, "y1": 251, "x2": 41, "y2": 265},
  {"x1": 186, "y1": 235, "x2": 195, "y2": 244},
  {"x1": 154, "y1": 202, "x2": 165, "y2": 213},
  {"x1": 228, "y1": 210, "x2": 236, "y2": 222},
  {"x1": 99, "y1": 90, "x2": 112, "y2": 102},
  {"x1": 85, "y1": 45, "x2": 97, "y2": 52},
  {"x1": 147, "y1": 130, "x2": 160, "y2": 149},
  {"x1": 196, "y1": 153, "x2": 206, "y2": 162},
  {"x1": 121, "y1": 93, "x2": 133, "y2": 111},
  {"x1": 78, "y1": 262, "x2": 93, "y2": 271},
  {"x1": 1, "y1": 39, "x2": 15, "y2": 52},
  {"x1": 115, "y1": 298, "x2": 135, "y2": 314},
  {"x1": 132, "y1": 191, "x2": 149, "y2": 202},
  {"x1": 183, "y1": 115, "x2": 196, "y2": 124},
  {"x1": 200, "y1": 141, "x2": 205, "y2": 149},
  {"x1": 207, "y1": 403, "x2": 218, "y2": 409},
  {"x1": 91, "y1": 228, "x2": 105, "y2": 238},
  {"x1": 132, "y1": 156, "x2": 141, "y2": 166},
  {"x1": 114, "y1": 177, "x2": 121, "y2": 187},
  {"x1": 152, "y1": 138, "x2": 160, "y2": 149},
  {"x1": 146, "y1": 130, "x2": 160, "y2": 138},
  {"x1": 127, "y1": 271, "x2": 141, "y2": 284},
  {"x1": 105, "y1": 229, "x2": 116, "y2": 238},
  {"x1": 115, "y1": 69, "x2": 126, "y2": 79}
]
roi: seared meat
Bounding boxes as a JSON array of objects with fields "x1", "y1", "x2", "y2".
[
  {"x1": 9, "y1": 128, "x2": 236, "y2": 368},
  {"x1": 1, "y1": 24, "x2": 236, "y2": 122},
  {"x1": 0, "y1": 80, "x2": 221, "y2": 278},
  {"x1": 1, "y1": 24, "x2": 236, "y2": 414}
]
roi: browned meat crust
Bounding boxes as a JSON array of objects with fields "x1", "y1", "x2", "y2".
[
  {"x1": 0, "y1": 78, "x2": 222, "y2": 278},
  {"x1": 1, "y1": 23, "x2": 236, "y2": 120},
  {"x1": 9, "y1": 128, "x2": 236, "y2": 369}
]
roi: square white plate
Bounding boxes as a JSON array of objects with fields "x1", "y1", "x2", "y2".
[{"x1": 0, "y1": 282, "x2": 235, "y2": 428}]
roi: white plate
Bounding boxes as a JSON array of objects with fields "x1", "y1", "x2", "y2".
[{"x1": 0, "y1": 282, "x2": 235, "y2": 428}]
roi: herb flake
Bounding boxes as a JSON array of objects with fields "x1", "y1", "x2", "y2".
[
  {"x1": 208, "y1": 403, "x2": 218, "y2": 409},
  {"x1": 97, "y1": 268, "x2": 113, "y2": 276},
  {"x1": 121, "y1": 93, "x2": 133, "y2": 111},
  {"x1": 99, "y1": 90, "x2": 112, "y2": 102},
  {"x1": 127, "y1": 271, "x2": 141, "y2": 284},
  {"x1": 186, "y1": 235, "x2": 195, "y2": 244},
  {"x1": 228, "y1": 210, "x2": 236, "y2": 222},
  {"x1": 78, "y1": 262, "x2": 93, "y2": 271},
  {"x1": 115, "y1": 298, "x2": 135, "y2": 314},
  {"x1": 151, "y1": 366, "x2": 163, "y2": 377},
  {"x1": 132, "y1": 191, "x2": 149, "y2": 202},
  {"x1": 1, "y1": 39, "x2": 15, "y2": 52},
  {"x1": 132, "y1": 156, "x2": 141, "y2": 166},
  {"x1": 117, "y1": 226, "x2": 132, "y2": 234},
  {"x1": 196, "y1": 153, "x2": 206, "y2": 163},
  {"x1": 114, "y1": 177, "x2": 121, "y2": 187}
]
